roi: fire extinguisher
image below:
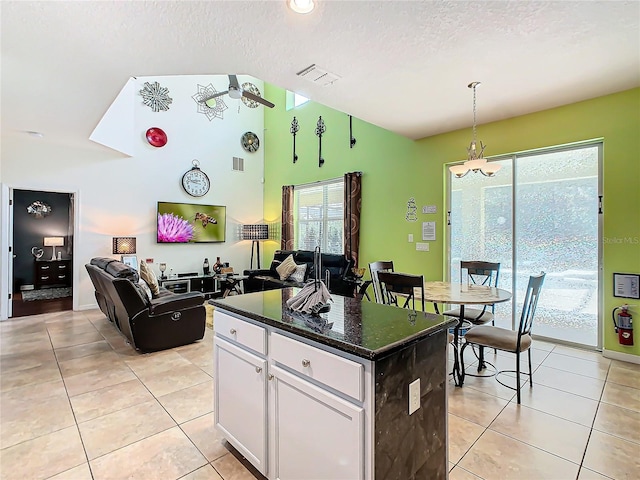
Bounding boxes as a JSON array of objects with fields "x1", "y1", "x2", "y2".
[{"x1": 612, "y1": 305, "x2": 634, "y2": 346}]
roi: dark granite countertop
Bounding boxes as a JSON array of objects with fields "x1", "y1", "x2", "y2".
[{"x1": 210, "y1": 288, "x2": 456, "y2": 360}]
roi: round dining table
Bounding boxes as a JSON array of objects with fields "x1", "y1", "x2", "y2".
[{"x1": 421, "y1": 281, "x2": 512, "y2": 386}]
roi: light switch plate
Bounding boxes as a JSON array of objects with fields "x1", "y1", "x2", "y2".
[
  {"x1": 409, "y1": 378, "x2": 420, "y2": 415},
  {"x1": 416, "y1": 242, "x2": 429, "y2": 251}
]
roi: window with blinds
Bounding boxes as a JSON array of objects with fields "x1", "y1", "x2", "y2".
[{"x1": 294, "y1": 178, "x2": 344, "y2": 254}]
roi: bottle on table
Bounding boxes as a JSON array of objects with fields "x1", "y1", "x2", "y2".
[{"x1": 203, "y1": 258, "x2": 210, "y2": 275}]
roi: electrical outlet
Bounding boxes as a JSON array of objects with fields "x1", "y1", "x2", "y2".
[
  {"x1": 409, "y1": 378, "x2": 420, "y2": 415},
  {"x1": 408, "y1": 234, "x2": 414, "y2": 242},
  {"x1": 416, "y1": 242, "x2": 429, "y2": 252}
]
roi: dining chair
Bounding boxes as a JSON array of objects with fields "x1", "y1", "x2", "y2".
[
  {"x1": 443, "y1": 261, "x2": 500, "y2": 326},
  {"x1": 460, "y1": 271, "x2": 545, "y2": 404},
  {"x1": 376, "y1": 271, "x2": 425, "y2": 312},
  {"x1": 368, "y1": 261, "x2": 394, "y2": 304}
]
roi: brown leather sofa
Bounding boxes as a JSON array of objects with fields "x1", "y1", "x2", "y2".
[
  {"x1": 243, "y1": 250, "x2": 355, "y2": 296},
  {"x1": 86, "y1": 257, "x2": 205, "y2": 352}
]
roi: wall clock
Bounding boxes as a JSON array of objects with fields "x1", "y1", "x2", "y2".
[
  {"x1": 241, "y1": 131, "x2": 260, "y2": 153},
  {"x1": 182, "y1": 160, "x2": 210, "y2": 197}
]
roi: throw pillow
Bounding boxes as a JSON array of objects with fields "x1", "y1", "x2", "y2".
[
  {"x1": 139, "y1": 260, "x2": 160, "y2": 297},
  {"x1": 288, "y1": 263, "x2": 307, "y2": 283},
  {"x1": 276, "y1": 254, "x2": 298, "y2": 280},
  {"x1": 137, "y1": 278, "x2": 153, "y2": 302}
]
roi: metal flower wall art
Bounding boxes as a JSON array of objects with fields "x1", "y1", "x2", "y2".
[
  {"x1": 157, "y1": 213, "x2": 195, "y2": 243},
  {"x1": 139, "y1": 81, "x2": 173, "y2": 112},
  {"x1": 240, "y1": 82, "x2": 262, "y2": 108},
  {"x1": 27, "y1": 201, "x2": 52, "y2": 218},
  {"x1": 192, "y1": 84, "x2": 228, "y2": 121}
]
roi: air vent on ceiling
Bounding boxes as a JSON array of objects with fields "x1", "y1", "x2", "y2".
[
  {"x1": 232, "y1": 157, "x2": 244, "y2": 172},
  {"x1": 296, "y1": 64, "x2": 341, "y2": 86}
]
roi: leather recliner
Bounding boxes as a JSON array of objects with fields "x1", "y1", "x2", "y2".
[{"x1": 86, "y1": 257, "x2": 205, "y2": 352}]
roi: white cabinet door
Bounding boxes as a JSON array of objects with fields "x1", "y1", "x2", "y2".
[
  {"x1": 272, "y1": 365, "x2": 364, "y2": 480},
  {"x1": 214, "y1": 337, "x2": 268, "y2": 475}
]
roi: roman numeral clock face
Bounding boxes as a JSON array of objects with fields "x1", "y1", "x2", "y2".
[{"x1": 182, "y1": 163, "x2": 210, "y2": 197}]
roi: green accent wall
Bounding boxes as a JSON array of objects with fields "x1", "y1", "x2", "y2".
[{"x1": 264, "y1": 85, "x2": 640, "y2": 356}]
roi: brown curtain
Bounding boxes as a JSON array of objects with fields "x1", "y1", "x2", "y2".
[
  {"x1": 281, "y1": 185, "x2": 294, "y2": 250},
  {"x1": 344, "y1": 171, "x2": 362, "y2": 266}
]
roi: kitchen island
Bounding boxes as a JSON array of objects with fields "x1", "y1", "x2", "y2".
[{"x1": 210, "y1": 288, "x2": 456, "y2": 480}]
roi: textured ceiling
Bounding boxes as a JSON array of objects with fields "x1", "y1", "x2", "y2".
[{"x1": 1, "y1": 0, "x2": 639, "y2": 148}]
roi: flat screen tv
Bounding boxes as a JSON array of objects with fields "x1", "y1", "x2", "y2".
[{"x1": 157, "y1": 202, "x2": 226, "y2": 243}]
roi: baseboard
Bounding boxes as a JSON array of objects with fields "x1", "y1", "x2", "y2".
[
  {"x1": 602, "y1": 348, "x2": 640, "y2": 365},
  {"x1": 76, "y1": 303, "x2": 99, "y2": 311}
]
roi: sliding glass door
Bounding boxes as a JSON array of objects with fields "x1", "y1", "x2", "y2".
[{"x1": 449, "y1": 143, "x2": 602, "y2": 348}]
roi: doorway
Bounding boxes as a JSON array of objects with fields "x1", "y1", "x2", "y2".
[
  {"x1": 10, "y1": 189, "x2": 75, "y2": 318},
  {"x1": 449, "y1": 142, "x2": 602, "y2": 348}
]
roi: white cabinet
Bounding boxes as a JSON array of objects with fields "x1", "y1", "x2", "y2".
[
  {"x1": 272, "y1": 365, "x2": 364, "y2": 480},
  {"x1": 213, "y1": 310, "x2": 368, "y2": 480},
  {"x1": 214, "y1": 337, "x2": 268, "y2": 475}
]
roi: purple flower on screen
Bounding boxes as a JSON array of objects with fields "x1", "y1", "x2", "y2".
[{"x1": 157, "y1": 213, "x2": 195, "y2": 242}]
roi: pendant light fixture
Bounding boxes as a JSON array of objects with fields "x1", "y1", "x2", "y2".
[{"x1": 449, "y1": 82, "x2": 501, "y2": 178}]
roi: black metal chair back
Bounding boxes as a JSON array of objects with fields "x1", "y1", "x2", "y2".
[
  {"x1": 376, "y1": 271, "x2": 425, "y2": 312},
  {"x1": 369, "y1": 261, "x2": 394, "y2": 304},
  {"x1": 462, "y1": 260, "x2": 500, "y2": 320},
  {"x1": 517, "y1": 271, "x2": 546, "y2": 342}
]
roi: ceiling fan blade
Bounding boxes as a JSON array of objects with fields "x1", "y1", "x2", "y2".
[
  {"x1": 200, "y1": 90, "x2": 228, "y2": 104},
  {"x1": 228, "y1": 74, "x2": 240, "y2": 90},
  {"x1": 242, "y1": 90, "x2": 275, "y2": 108}
]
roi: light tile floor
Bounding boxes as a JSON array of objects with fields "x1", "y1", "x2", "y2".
[{"x1": 1, "y1": 309, "x2": 639, "y2": 479}]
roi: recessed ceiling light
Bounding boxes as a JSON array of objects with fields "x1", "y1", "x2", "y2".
[
  {"x1": 288, "y1": 0, "x2": 315, "y2": 14},
  {"x1": 26, "y1": 131, "x2": 44, "y2": 138}
]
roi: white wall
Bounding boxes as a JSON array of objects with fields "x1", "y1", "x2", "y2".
[{"x1": 1, "y1": 75, "x2": 265, "y2": 314}]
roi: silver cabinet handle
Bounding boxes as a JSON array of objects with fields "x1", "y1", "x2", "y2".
[
  {"x1": 255, "y1": 366, "x2": 262, "y2": 374},
  {"x1": 230, "y1": 328, "x2": 236, "y2": 335},
  {"x1": 302, "y1": 359, "x2": 310, "y2": 367},
  {"x1": 268, "y1": 374, "x2": 274, "y2": 381}
]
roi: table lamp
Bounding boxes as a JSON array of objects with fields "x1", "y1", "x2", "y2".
[
  {"x1": 112, "y1": 237, "x2": 137, "y2": 260},
  {"x1": 43, "y1": 237, "x2": 64, "y2": 261},
  {"x1": 242, "y1": 224, "x2": 268, "y2": 269}
]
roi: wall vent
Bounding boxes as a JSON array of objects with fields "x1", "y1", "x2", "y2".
[
  {"x1": 296, "y1": 64, "x2": 341, "y2": 86},
  {"x1": 232, "y1": 157, "x2": 244, "y2": 171}
]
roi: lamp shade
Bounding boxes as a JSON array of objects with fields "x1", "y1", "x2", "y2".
[
  {"x1": 43, "y1": 237, "x2": 64, "y2": 247},
  {"x1": 242, "y1": 224, "x2": 268, "y2": 241},
  {"x1": 112, "y1": 237, "x2": 136, "y2": 255}
]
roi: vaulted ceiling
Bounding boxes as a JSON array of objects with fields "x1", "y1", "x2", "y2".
[{"x1": 2, "y1": 1, "x2": 638, "y2": 149}]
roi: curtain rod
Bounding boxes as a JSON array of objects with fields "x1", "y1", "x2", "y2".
[{"x1": 290, "y1": 171, "x2": 362, "y2": 189}]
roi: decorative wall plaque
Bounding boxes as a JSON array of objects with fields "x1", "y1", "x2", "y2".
[
  {"x1": 315, "y1": 116, "x2": 326, "y2": 167},
  {"x1": 290, "y1": 117, "x2": 299, "y2": 163}
]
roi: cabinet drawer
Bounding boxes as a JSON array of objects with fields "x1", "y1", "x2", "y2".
[
  {"x1": 215, "y1": 311, "x2": 266, "y2": 355},
  {"x1": 271, "y1": 333, "x2": 364, "y2": 401}
]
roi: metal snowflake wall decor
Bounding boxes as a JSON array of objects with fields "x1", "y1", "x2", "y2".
[
  {"x1": 192, "y1": 84, "x2": 228, "y2": 121},
  {"x1": 241, "y1": 82, "x2": 262, "y2": 108},
  {"x1": 139, "y1": 81, "x2": 173, "y2": 112}
]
